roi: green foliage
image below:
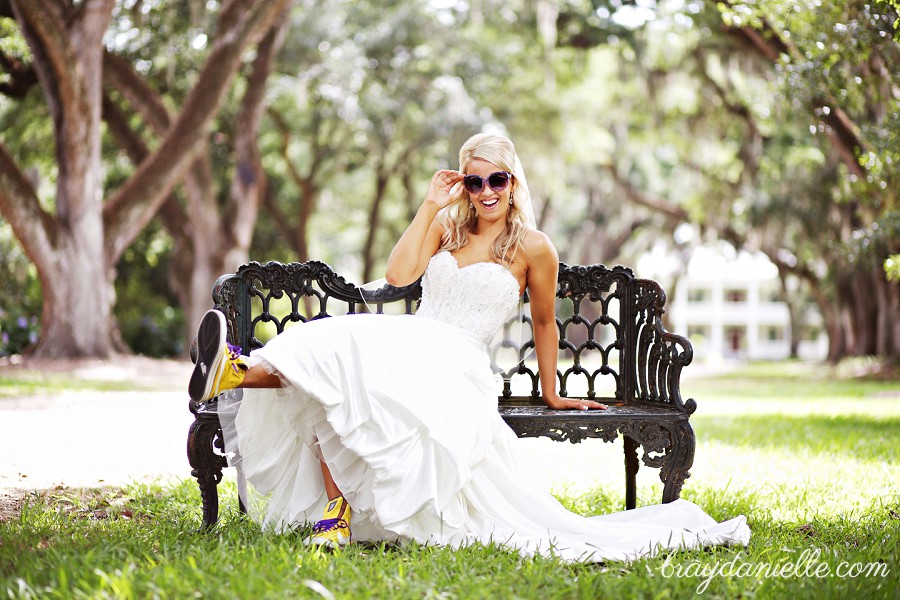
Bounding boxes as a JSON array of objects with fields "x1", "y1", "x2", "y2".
[
  {"x1": 105, "y1": 0, "x2": 217, "y2": 102},
  {"x1": 0, "y1": 16, "x2": 29, "y2": 62},
  {"x1": 721, "y1": 2, "x2": 898, "y2": 183},
  {"x1": 257, "y1": 0, "x2": 500, "y2": 272},
  {"x1": 0, "y1": 221, "x2": 40, "y2": 357},
  {"x1": 875, "y1": 0, "x2": 900, "y2": 38},
  {"x1": 886, "y1": 254, "x2": 900, "y2": 281},
  {"x1": 113, "y1": 224, "x2": 185, "y2": 357},
  {"x1": 2, "y1": 0, "x2": 899, "y2": 357}
]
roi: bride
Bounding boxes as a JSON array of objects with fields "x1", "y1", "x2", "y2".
[{"x1": 188, "y1": 132, "x2": 750, "y2": 562}]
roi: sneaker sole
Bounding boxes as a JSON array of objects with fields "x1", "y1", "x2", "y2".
[
  {"x1": 303, "y1": 536, "x2": 351, "y2": 549},
  {"x1": 188, "y1": 310, "x2": 227, "y2": 401}
]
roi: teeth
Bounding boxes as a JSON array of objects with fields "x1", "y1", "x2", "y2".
[{"x1": 482, "y1": 199, "x2": 498, "y2": 207}]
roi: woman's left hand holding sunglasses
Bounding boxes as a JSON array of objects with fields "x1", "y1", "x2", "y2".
[{"x1": 426, "y1": 169, "x2": 465, "y2": 209}]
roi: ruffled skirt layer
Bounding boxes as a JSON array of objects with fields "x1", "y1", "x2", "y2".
[{"x1": 219, "y1": 313, "x2": 749, "y2": 562}]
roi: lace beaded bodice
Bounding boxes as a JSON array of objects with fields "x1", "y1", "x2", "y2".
[{"x1": 415, "y1": 251, "x2": 521, "y2": 343}]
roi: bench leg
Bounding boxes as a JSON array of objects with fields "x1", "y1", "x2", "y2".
[
  {"x1": 659, "y1": 420, "x2": 695, "y2": 504},
  {"x1": 187, "y1": 416, "x2": 227, "y2": 531},
  {"x1": 623, "y1": 435, "x2": 639, "y2": 510}
]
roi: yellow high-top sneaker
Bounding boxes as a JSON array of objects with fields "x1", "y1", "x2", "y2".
[
  {"x1": 189, "y1": 309, "x2": 249, "y2": 402},
  {"x1": 304, "y1": 496, "x2": 352, "y2": 549}
]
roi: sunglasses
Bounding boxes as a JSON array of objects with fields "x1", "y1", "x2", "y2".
[{"x1": 463, "y1": 171, "x2": 513, "y2": 195}]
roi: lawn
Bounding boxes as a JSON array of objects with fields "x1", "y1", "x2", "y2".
[{"x1": 1, "y1": 360, "x2": 898, "y2": 599}]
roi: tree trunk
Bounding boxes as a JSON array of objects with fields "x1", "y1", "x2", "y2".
[
  {"x1": 871, "y1": 263, "x2": 900, "y2": 359},
  {"x1": 362, "y1": 164, "x2": 391, "y2": 284},
  {"x1": 772, "y1": 265, "x2": 799, "y2": 358},
  {"x1": 183, "y1": 8, "x2": 289, "y2": 341},
  {"x1": 6, "y1": 0, "x2": 116, "y2": 357},
  {"x1": 293, "y1": 180, "x2": 319, "y2": 264},
  {"x1": 0, "y1": 0, "x2": 288, "y2": 358},
  {"x1": 887, "y1": 277, "x2": 900, "y2": 358},
  {"x1": 813, "y1": 286, "x2": 845, "y2": 364},
  {"x1": 849, "y1": 268, "x2": 877, "y2": 355},
  {"x1": 266, "y1": 106, "x2": 327, "y2": 264}
]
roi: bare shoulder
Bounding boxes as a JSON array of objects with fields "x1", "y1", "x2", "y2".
[{"x1": 521, "y1": 229, "x2": 559, "y2": 267}]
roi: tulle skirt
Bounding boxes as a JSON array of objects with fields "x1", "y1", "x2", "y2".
[{"x1": 219, "y1": 313, "x2": 750, "y2": 562}]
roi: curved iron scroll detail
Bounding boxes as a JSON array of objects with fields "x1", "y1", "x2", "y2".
[
  {"x1": 212, "y1": 273, "x2": 243, "y2": 346},
  {"x1": 217, "y1": 261, "x2": 422, "y2": 353},
  {"x1": 546, "y1": 263, "x2": 637, "y2": 401},
  {"x1": 557, "y1": 263, "x2": 635, "y2": 300},
  {"x1": 614, "y1": 420, "x2": 695, "y2": 503},
  {"x1": 657, "y1": 419, "x2": 695, "y2": 503},
  {"x1": 234, "y1": 260, "x2": 422, "y2": 307},
  {"x1": 187, "y1": 412, "x2": 228, "y2": 530},
  {"x1": 632, "y1": 279, "x2": 696, "y2": 415}
]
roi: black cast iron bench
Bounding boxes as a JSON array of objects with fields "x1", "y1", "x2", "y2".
[{"x1": 187, "y1": 260, "x2": 697, "y2": 529}]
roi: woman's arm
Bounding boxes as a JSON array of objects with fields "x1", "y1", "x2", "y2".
[
  {"x1": 385, "y1": 169, "x2": 463, "y2": 286},
  {"x1": 525, "y1": 232, "x2": 608, "y2": 411}
]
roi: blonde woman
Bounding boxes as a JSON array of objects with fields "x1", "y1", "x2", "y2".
[{"x1": 189, "y1": 132, "x2": 749, "y2": 561}]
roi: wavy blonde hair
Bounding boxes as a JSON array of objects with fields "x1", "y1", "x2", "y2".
[{"x1": 439, "y1": 133, "x2": 534, "y2": 265}]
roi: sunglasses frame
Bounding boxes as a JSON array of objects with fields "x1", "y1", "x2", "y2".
[{"x1": 462, "y1": 171, "x2": 513, "y2": 195}]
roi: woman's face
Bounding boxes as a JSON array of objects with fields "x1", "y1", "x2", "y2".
[{"x1": 464, "y1": 159, "x2": 513, "y2": 224}]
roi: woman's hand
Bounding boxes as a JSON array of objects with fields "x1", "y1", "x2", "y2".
[
  {"x1": 425, "y1": 169, "x2": 465, "y2": 209},
  {"x1": 543, "y1": 393, "x2": 608, "y2": 411}
]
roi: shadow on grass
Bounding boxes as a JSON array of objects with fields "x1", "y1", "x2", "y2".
[{"x1": 695, "y1": 413, "x2": 899, "y2": 462}]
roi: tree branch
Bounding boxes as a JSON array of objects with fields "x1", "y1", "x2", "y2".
[
  {"x1": 102, "y1": 0, "x2": 290, "y2": 264},
  {"x1": 102, "y1": 51, "x2": 171, "y2": 134},
  {"x1": 102, "y1": 91, "x2": 189, "y2": 233},
  {"x1": 717, "y1": 0, "x2": 866, "y2": 178},
  {"x1": 0, "y1": 141, "x2": 57, "y2": 263},
  {"x1": 10, "y1": 0, "x2": 73, "y2": 106},
  {"x1": 601, "y1": 163, "x2": 691, "y2": 222},
  {"x1": 102, "y1": 92, "x2": 149, "y2": 161},
  {"x1": 223, "y1": 6, "x2": 291, "y2": 252}
]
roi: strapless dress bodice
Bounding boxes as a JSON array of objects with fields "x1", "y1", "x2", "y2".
[{"x1": 415, "y1": 251, "x2": 521, "y2": 343}]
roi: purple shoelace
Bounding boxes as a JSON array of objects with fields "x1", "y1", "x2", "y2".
[
  {"x1": 225, "y1": 343, "x2": 243, "y2": 373},
  {"x1": 312, "y1": 518, "x2": 348, "y2": 533}
]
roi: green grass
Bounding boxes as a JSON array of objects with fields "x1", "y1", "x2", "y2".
[
  {"x1": 1, "y1": 360, "x2": 898, "y2": 599},
  {"x1": 0, "y1": 373, "x2": 144, "y2": 397}
]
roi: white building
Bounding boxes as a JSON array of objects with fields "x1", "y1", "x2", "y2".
[{"x1": 638, "y1": 244, "x2": 828, "y2": 362}]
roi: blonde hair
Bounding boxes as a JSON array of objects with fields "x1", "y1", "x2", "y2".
[{"x1": 439, "y1": 133, "x2": 534, "y2": 265}]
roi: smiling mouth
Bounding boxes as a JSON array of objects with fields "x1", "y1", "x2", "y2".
[{"x1": 481, "y1": 198, "x2": 498, "y2": 208}]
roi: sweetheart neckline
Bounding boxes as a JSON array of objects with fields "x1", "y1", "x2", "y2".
[{"x1": 439, "y1": 251, "x2": 522, "y2": 295}]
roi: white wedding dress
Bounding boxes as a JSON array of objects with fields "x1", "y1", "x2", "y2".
[{"x1": 219, "y1": 251, "x2": 750, "y2": 562}]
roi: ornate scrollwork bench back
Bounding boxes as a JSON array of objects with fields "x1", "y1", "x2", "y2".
[{"x1": 187, "y1": 260, "x2": 697, "y2": 530}]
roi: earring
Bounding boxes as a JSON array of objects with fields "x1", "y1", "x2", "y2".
[{"x1": 509, "y1": 191, "x2": 515, "y2": 205}]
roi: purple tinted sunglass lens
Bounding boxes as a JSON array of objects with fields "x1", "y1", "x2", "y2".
[
  {"x1": 463, "y1": 175, "x2": 484, "y2": 194},
  {"x1": 487, "y1": 172, "x2": 510, "y2": 191}
]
